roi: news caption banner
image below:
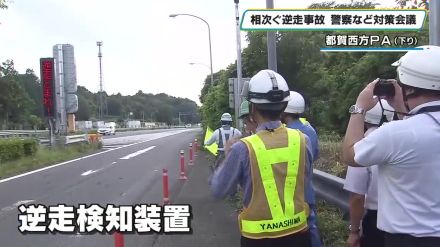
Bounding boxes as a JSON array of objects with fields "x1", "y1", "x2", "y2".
[
  {"x1": 240, "y1": 9, "x2": 427, "y2": 52},
  {"x1": 18, "y1": 204, "x2": 192, "y2": 234}
]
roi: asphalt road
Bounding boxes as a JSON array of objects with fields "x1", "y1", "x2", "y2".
[
  {"x1": 101, "y1": 128, "x2": 190, "y2": 140},
  {"x1": 0, "y1": 128, "x2": 202, "y2": 247}
]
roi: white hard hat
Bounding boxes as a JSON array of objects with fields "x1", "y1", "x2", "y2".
[
  {"x1": 364, "y1": 100, "x2": 394, "y2": 125},
  {"x1": 247, "y1": 70, "x2": 290, "y2": 104},
  {"x1": 220, "y1": 113, "x2": 232, "y2": 122},
  {"x1": 392, "y1": 45, "x2": 440, "y2": 91},
  {"x1": 284, "y1": 91, "x2": 305, "y2": 114}
]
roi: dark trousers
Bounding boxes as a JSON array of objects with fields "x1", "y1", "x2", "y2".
[
  {"x1": 384, "y1": 232, "x2": 440, "y2": 247},
  {"x1": 240, "y1": 229, "x2": 311, "y2": 247},
  {"x1": 360, "y1": 210, "x2": 385, "y2": 247}
]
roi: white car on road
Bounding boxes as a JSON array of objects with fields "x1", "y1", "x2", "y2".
[
  {"x1": 97, "y1": 127, "x2": 115, "y2": 135},
  {"x1": 97, "y1": 122, "x2": 116, "y2": 135}
]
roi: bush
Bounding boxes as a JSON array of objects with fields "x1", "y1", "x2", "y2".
[
  {"x1": 0, "y1": 139, "x2": 39, "y2": 162},
  {"x1": 22, "y1": 139, "x2": 38, "y2": 156},
  {"x1": 315, "y1": 138, "x2": 347, "y2": 178},
  {"x1": 317, "y1": 200, "x2": 348, "y2": 247},
  {"x1": 88, "y1": 129, "x2": 98, "y2": 134},
  {"x1": 0, "y1": 139, "x2": 25, "y2": 162}
]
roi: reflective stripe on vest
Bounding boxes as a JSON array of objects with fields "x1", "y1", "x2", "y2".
[
  {"x1": 240, "y1": 129, "x2": 307, "y2": 234},
  {"x1": 299, "y1": 118, "x2": 309, "y2": 125},
  {"x1": 218, "y1": 127, "x2": 234, "y2": 150}
]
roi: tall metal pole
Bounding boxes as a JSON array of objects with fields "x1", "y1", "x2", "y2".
[
  {"x1": 97, "y1": 41, "x2": 103, "y2": 120},
  {"x1": 235, "y1": 0, "x2": 243, "y2": 130},
  {"x1": 207, "y1": 25, "x2": 214, "y2": 86},
  {"x1": 430, "y1": 0, "x2": 440, "y2": 46},
  {"x1": 266, "y1": 0, "x2": 277, "y2": 71},
  {"x1": 169, "y1": 14, "x2": 214, "y2": 86}
]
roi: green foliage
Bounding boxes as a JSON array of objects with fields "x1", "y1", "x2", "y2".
[
  {"x1": 0, "y1": 138, "x2": 37, "y2": 162},
  {"x1": 0, "y1": 0, "x2": 8, "y2": 9},
  {"x1": 0, "y1": 142, "x2": 100, "y2": 179},
  {"x1": 88, "y1": 129, "x2": 98, "y2": 134},
  {"x1": 200, "y1": 68, "x2": 233, "y2": 130},
  {"x1": 0, "y1": 60, "x2": 200, "y2": 129},
  {"x1": 0, "y1": 60, "x2": 35, "y2": 129},
  {"x1": 22, "y1": 139, "x2": 38, "y2": 156},
  {"x1": 199, "y1": 0, "x2": 429, "y2": 134},
  {"x1": 317, "y1": 200, "x2": 348, "y2": 247},
  {"x1": 0, "y1": 139, "x2": 24, "y2": 161},
  {"x1": 77, "y1": 86, "x2": 200, "y2": 125}
]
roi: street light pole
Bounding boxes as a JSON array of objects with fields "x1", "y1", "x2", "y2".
[
  {"x1": 189, "y1": 62, "x2": 210, "y2": 69},
  {"x1": 266, "y1": 0, "x2": 277, "y2": 71},
  {"x1": 430, "y1": 0, "x2": 440, "y2": 46},
  {"x1": 234, "y1": 0, "x2": 244, "y2": 130},
  {"x1": 169, "y1": 13, "x2": 214, "y2": 86}
]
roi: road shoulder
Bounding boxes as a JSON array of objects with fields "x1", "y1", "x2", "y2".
[{"x1": 154, "y1": 152, "x2": 240, "y2": 247}]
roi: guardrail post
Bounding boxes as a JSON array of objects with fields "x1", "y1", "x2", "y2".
[
  {"x1": 194, "y1": 139, "x2": 198, "y2": 156},
  {"x1": 114, "y1": 232, "x2": 125, "y2": 247},
  {"x1": 188, "y1": 143, "x2": 194, "y2": 166},
  {"x1": 162, "y1": 169, "x2": 170, "y2": 204},
  {"x1": 179, "y1": 150, "x2": 188, "y2": 180}
]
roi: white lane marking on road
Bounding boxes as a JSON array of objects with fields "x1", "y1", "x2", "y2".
[
  {"x1": 0, "y1": 199, "x2": 35, "y2": 217},
  {"x1": 120, "y1": 146, "x2": 156, "y2": 160},
  {"x1": 14, "y1": 200, "x2": 35, "y2": 206},
  {"x1": 0, "y1": 129, "x2": 193, "y2": 184},
  {"x1": 102, "y1": 144, "x2": 128, "y2": 149},
  {"x1": 81, "y1": 170, "x2": 100, "y2": 176},
  {"x1": 111, "y1": 162, "x2": 117, "y2": 165}
]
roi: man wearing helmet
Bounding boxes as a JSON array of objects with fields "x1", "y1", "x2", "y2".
[
  {"x1": 204, "y1": 112, "x2": 242, "y2": 169},
  {"x1": 210, "y1": 69, "x2": 314, "y2": 246},
  {"x1": 281, "y1": 91, "x2": 321, "y2": 247},
  {"x1": 238, "y1": 100, "x2": 257, "y2": 137},
  {"x1": 342, "y1": 46, "x2": 440, "y2": 247},
  {"x1": 344, "y1": 100, "x2": 394, "y2": 247}
]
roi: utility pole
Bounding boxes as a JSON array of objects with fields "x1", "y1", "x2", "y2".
[
  {"x1": 97, "y1": 41, "x2": 104, "y2": 120},
  {"x1": 430, "y1": 0, "x2": 440, "y2": 46},
  {"x1": 266, "y1": 0, "x2": 277, "y2": 71},
  {"x1": 234, "y1": 0, "x2": 244, "y2": 130}
]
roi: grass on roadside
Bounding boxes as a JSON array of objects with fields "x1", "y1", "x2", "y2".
[
  {"x1": 228, "y1": 193, "x2": 348, "y2": 246},
  {"x1": 315, "y1": 133, "x2": 347, "y2": 178},
  {"x1": 317, "y1": 200, "x2": 348, "y2": 247},
  {"x1": 0, "y1": 143, "x2": 101, "y2": 179}
]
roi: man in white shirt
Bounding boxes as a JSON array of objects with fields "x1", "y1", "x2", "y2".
[
  {"x1": 344, "y1": 100, "x2": 394, "y2": 247},
  {"x1": 342, "y1": 45, "x2": 440, "y2": 247}
]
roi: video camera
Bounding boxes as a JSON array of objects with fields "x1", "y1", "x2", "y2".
[{"x1": 373, "y1": 79, "x2": 395, "y2": 97}]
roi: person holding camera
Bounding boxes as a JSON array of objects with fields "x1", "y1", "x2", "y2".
[
  {"x1": 342, "y1": 45, "x2": 440, "y2": 247},
  {"x1": 344, "y1": 100, "x2": 394, "y2": 247}
]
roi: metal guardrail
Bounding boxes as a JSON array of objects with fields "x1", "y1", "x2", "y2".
[
  {"x1": 0, "y1": 130, "x2": 48, "y2": 139},
  {"x1": 65, "y1": 134, "x2": 88, "y2": 145},
  {"x1": 39, "y1": 134, "x2": 88, "y2": 146},
  {"x1": 313, "y1": 169, "x2": 349, "y2": 213},
  {"x1": 0, "y1": 130, "x2": 48, "y2": 133},
  {"x1": 115, "y1": 126, "x2": 192, "y2": 132}
]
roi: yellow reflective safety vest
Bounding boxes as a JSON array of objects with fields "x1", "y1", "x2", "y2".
[{"x1": 239, "y1": 126, "x2": 309, "y2": 239}]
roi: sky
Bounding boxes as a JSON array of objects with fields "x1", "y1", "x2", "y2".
[{"x1": 0, "y1": 0, "x2": 397, "y2": 105}]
